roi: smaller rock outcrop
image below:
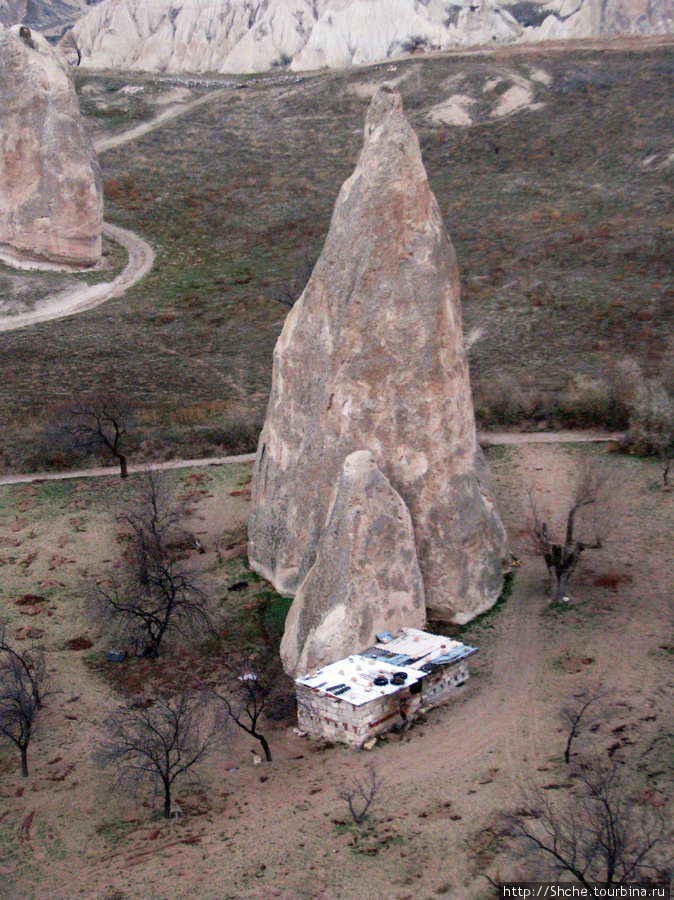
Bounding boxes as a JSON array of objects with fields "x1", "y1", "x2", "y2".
[
  {"x1": 0, "y1": 25, "x2": 102, "y2": 265},
  {"x1": 280, "y1": 451, "x2": 426, "y2": 677}
]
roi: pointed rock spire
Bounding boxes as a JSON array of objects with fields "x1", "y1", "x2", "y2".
[
  {"x1": 248, "y1": 86, "x2": 506, "y2": 624},
  {"x1": 0, "y1": 26, "x2": 103, "y2": 265}
]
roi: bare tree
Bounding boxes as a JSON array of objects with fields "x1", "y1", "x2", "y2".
[
  {"x1": 0, "y1": 627, "x2": 51, "y2": 777},
  {"x1": 561, "y1": 689, "x2": 604, "y2": 764},
  {"x1": 267, "y1": 252, "x2": 316, "y2": 308},
  {"x1": 527, "y1": 460, "x2": 610, "y2": 602},
  {"x1": 59, "y1": 31, "x2": 82, "y2": 66},
  {"x1": 338, "y1": 763, "x2": 381, "y2": 828},
  {"x1": 116, "y1": 467, "x2": 189, "y2": 567},
  {"x1": 97, "y1": 689, "x2": 224, "y2": 818},
  {"x1": 57, "y1": 395, "x2": 132, "y2": 478},
  {"x1": 503, "y1": 760, "x2": 669, "y2": 888},
  {"x1": 95, "y1": 471, "x2": 212, "y2": 657},
  {"x1": 631, "y1": 376, "x2": 673, "y2": 490},
  {"x1": 211, "y1": 647, "x2": 291, "y2": 762},
  {"x1": 618, "y1": 358, "x2": 674, "y2": 490}
]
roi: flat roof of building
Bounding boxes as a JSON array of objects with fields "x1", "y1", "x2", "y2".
[
  {"x1": 365, "y1": 627, "x2": 476, "y2": 669},
  {"x1": 296, "y1": 628, "x2": 477, "y2": 706},
  {"x1": 296, "y1": 656, "x2": 425, "y2": 707}
]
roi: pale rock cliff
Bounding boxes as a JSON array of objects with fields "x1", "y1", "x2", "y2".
[
  {"x1": 0, "y1": 25, "x2": 103, "y2": 265},
  {"x1": 248, "y1": 87, "x2": 507, "y2": 624},
  {"x1": 280, "y1": 451, "x2": 426, "y2": 677},
  {"x1": 68, "y1": 0, "x2": 674, "y2": 75}
]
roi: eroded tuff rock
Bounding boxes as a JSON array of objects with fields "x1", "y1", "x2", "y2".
[
  {"x1": 249, "y1": 86, "x2": 507, "y2": 624},
  {"x1": 280, "y1": 451, "x2": 426, "y2": 677},
  {"x1": 0, "y1": 25, "x2": 102, "y2": 264},
  {"x1": 69, "y1": 0, "x2": 673, "y2": 75}
]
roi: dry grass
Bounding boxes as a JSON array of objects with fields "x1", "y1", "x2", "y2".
[{"x1": 0, "y1": 45, "x2": 672, "y2": 472}]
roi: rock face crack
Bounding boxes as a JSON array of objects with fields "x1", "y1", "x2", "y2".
[
  {"x1": 280, "y1": 451, "x2": 426, "y2": 677},
  {"x1": 248, "y1": 88, "x2": 507, "y2": 626}
]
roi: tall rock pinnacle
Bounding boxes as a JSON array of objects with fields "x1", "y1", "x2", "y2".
[
  {"x1": 248, "y1": 86, "x2": 507, "y2": 624},
  {"x1": 0, "y1": 25, "x2": 103, "y2": 265}
]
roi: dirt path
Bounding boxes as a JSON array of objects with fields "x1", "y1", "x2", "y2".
[
  {"x1": 0, "y1": 223, "x2": 154, "y2": 333},
  {"x1": 0, "y1": 87, "x2": 228, "y2": 332},
  {"x1": 93, "y1": 88, "x2": 231, "y2": 155},
  {"x1": 0, "y1": 431, "x2": 619, "y2": 485},
  {"x1": 0, "y1": 86, "x2": 236, "y2": 333}
]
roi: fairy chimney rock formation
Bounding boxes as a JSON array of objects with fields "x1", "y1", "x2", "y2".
[
  {"x1": 248, "y1": 85, "x2": 507, "y2": 624},
  {"x1": 0, "y1": 25, "x2": 103, "y2": 264},
  {"x1": 281, "y1": 451, "x2": 426, "y2": 677}
]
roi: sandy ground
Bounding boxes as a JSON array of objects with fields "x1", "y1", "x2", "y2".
[
  {"x1": 0, "y1": 224, "x2": 154, "y2": 334},
  {"x1": 427, "y1": 94, "x2": 476, "y2": 126},
  {"x1": 0, "y1": 442, "x2": 670, "y2": 900},
  {"x1": 426, "y1": 65, "x2": 548, "y2": 126}
]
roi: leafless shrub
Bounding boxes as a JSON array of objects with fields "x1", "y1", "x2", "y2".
[
  {"x1": 560, "y1": 687, "x2": 605, "y2": 764},
  {"x1": 95, "y1": 470, "x2": 213, "y2": 657},
  {"x1": 267, "y1": 252, "x2": 316, "y2": 308},
  {"x1": 0, "y1": 625, "x2": 53, "y2": 777},
  {"x1": 615, "y1": 357, "x2": 674, "y2": 488},
  {"x1": 338, "y1": 763, "x2": 381, "y2": 828},
  {"x1": 96, "y1": 689, "x2": 225, "y2": 818},
  {"x1": 526, "y1": 459, "x2": 611, "y2": 602},
  {"x1": 401, "y1": 35, "x2": 429, "y2": 54},
  {"x1": 211, "y1": 647, "x2": 293, "y2": 762},
  {"x1": 502, "y1": 759, "x2": 670, "y2": 888},
  {"x1": 59, "y1": 31, "x2": 82, "y2": 66}
]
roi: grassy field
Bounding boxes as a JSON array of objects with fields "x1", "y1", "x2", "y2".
[{"x1": 0, "y1": 44, "x2": 672, "y2": 472}]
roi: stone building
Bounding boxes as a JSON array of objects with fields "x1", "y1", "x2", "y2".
[{"x1": 295, "y1": 628, "x2": 476, "y2": 748}]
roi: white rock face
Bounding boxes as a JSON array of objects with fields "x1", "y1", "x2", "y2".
[
  {"x1": 0, "y1": 25, "x2": 103, "y2": 265},
  {"x1": 280, "y1": 451, "x2": 426, "y2": 677},
  {"x1": 248, "y1": 87, "x2": 507, "y2": 624},
  {"x1": 69, "y1": 0, "x2": 674, "y2": 75}
]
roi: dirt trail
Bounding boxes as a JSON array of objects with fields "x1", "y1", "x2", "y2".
[
  {"x1": 93, "y1": 88, "x2": 230, "y2": 155},
  {"x1": 0, "y1": 431, "x2": 619, "y2": 485},
  {"x1": 0, "y1": 87, "x2": 229, "y2": 332},
  {"x1": 0, "y1": 452, "x2": 256, "y2": 485},
  {"x1": 0, "y1": 223, "x2": 154, "y2": 333}
]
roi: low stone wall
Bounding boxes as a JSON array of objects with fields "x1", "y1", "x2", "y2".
[
  {"x1": 420, "y1": 662, "x2": 469, "y2": 710},
  {"x1": 297, "y1": 684, "x2": 421, "y2": 748}
]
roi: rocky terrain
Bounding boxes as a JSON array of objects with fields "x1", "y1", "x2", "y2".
[
  {"x1": 0, "y1": 25, "x2": 103, "y2": 265},
  {"x1": 248, "y1": 87, "x2": 507, "y2": 630},
  {"x1": 68, "y1": 0, "x2": 674, "y2": 74}
]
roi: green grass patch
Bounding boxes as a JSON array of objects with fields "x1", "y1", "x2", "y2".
[{"x1": 440, "y1": 570, "x2": 515, "y2": 642}]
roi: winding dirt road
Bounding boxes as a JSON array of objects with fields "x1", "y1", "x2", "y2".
[
  {"x1": 0, "y1": 222, "x2": 155, "y2": 333},
  {"x1": 0, "y1": 86, "x2": 238, "y2": 334},
  {"x1": 0, "y1": 89, "x2": 231, "y2": 332}
]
